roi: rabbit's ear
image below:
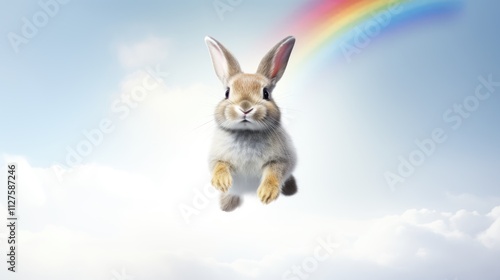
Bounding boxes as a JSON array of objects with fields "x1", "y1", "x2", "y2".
[
  {"x1": 205, "y1": 36, "x2": 241, "y2": 85},
  {"x1": 257, "y1": 36, "x2": 295, "y2": 85}
]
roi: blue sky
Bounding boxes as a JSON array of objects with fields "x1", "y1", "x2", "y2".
[{"x1": 1, "y1": 0, "x2": 500, "y2": 279}]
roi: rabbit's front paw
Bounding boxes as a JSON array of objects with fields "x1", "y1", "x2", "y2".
[
  {"x1": 212, "y1": 169, "x2": 232, "y2": 193},
  {"x1": 257, "y1": 180, "x2": 280, "y2": 204}
]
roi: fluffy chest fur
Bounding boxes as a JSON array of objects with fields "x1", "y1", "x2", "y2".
[
  {"x1": 209, "y1": 127, "x2": 296, "y2": 195},
  {"x1": 210, "y1": 129, "x2": 275, "y2": 176}
]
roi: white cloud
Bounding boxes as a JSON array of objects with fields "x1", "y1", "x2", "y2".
[
  {"x1": 450, "y1": 209, "x2": 491, "y2": 236},
  {"x1": 0, "y1": 157, "x2": 499, "y2": 280},
  {"x1": 478, "y1": 206, "x2": 500, "y2": 249},
  {"x1": 117, "y1": 37, "x2": 169, "y2": 68}
]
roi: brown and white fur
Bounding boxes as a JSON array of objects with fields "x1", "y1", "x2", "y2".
[{"x1": 205, "y1": 36, "x2": 298, "y2": 211}]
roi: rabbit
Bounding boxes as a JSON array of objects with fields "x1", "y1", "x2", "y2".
[{"x1": 204, "y1": 35, "x2": 298, "y2": 212}]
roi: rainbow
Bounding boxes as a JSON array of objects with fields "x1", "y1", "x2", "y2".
[{"x1": 277, "y1": 0, "x2": 463, "y2": 66}]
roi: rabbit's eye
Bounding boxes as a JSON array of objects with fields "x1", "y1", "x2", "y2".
[
  {"x1": 263, "y1": 88, "x2": 270, "y2": 100},
  {"x1": 225, "y1": 88, "x2": 230, "y2": 99}
]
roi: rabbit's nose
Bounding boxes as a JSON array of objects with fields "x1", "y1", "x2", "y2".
[
  {"x1": 240, "y1": 108, "x2": 254, "y2": 115},
  {"x1": 239, "y1": 101, "x2": 254, "y2": 114}
]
